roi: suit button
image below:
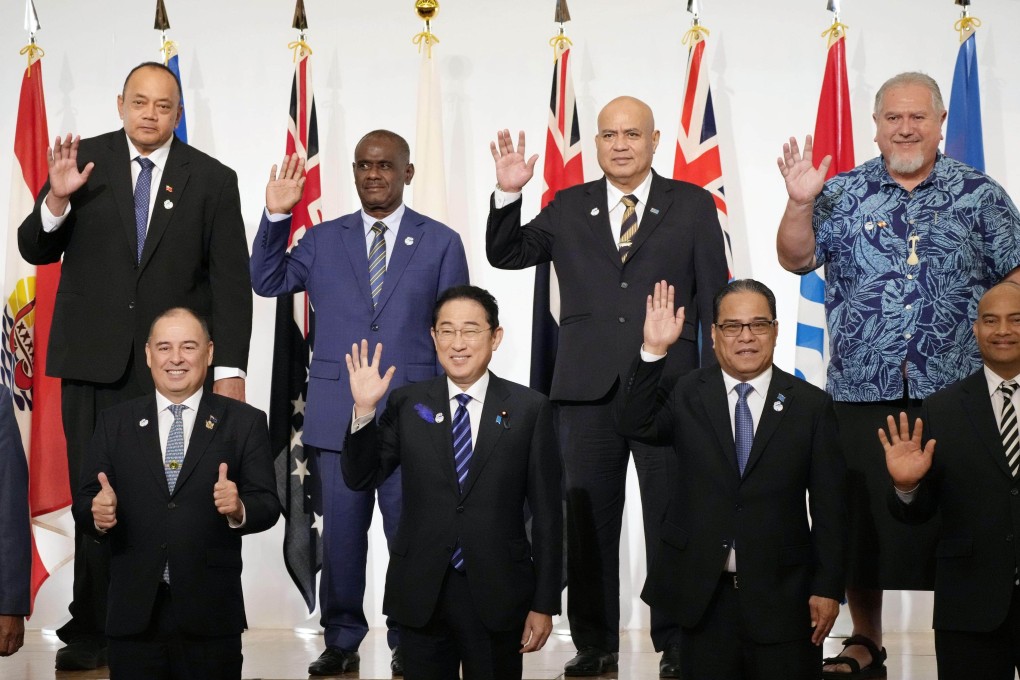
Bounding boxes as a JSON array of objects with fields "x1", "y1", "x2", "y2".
[
  {"x1": 371, "y1": 324, "x2": 380, "y2": 331},
  {"x1": 618, "y1": 317, "x2": 626, "y2": 323},
  {"x1": 456, "y1": 506, "x2": 464, "y2": 513},
  {"x1": 128, "y1": 301, "x2": 135, "y2": 309},
  {"x1": 620, "y1": 282, "x2": 628, "y2": 289},
  {"x1": 160, "y1": 543, "x2": 167, "y2": 549},
  {"x1": 168, "y1": 502, "x2": 176, "y2": 509},
  {"x1": 735, "y1": 504, "x2": 742, "y2": 512},
  {"x1": 721, "y1": 541, "x2": 730, "y2": 549},
  {"x1": 1012, "y1": 488, "x2": 1019, "y2": 496}
]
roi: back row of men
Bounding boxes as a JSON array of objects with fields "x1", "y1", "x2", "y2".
[{"x1": 0, "y1": 61, "x2": 1017, "y2": 680}]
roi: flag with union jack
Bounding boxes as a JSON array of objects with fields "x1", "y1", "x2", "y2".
[
  {"x1": 269, "y1": 42, "x2": 324, "y2": 613},
  {"x1": 2, "y1": 37, "x2": 75, "y2": 611},
  {"x1": 531, "y1": 36, "x2": 584, "y2": 393},
  {"x1": 673, "y1": 24, "x2": 734, "y2": 280},
  {"x1": 795, "y1": 23, "x2": 855, "y2": 387}
]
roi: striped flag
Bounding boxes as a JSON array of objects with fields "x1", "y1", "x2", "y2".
[
  {"x1": 946, "y1": 30, "x2": 983, "y2": 171},
  {"x1": 164, "y1": 43, "x2": 189, "y2": 144},
  {"x1": 270, "y1": 45, "x2": 324, "y2": 613},
  {"x1": 795, "y1": 26, "x2": 855, "y2": 387},
  {"x1": 531, "y1": 39, "x2": 583, "y2": 393},
  {"x1": 673, "y1": 26, "x2": 734, "y2": 279},
  {"x1": 2, "y1": 45, "x2": 74, "y2": 610}
]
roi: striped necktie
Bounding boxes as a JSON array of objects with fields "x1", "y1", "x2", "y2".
[
  {"x1": 450, "y1": 393, "x2": 473, "y2": 571},
  {"x1": 1000, "y1": 381, "x2": 1019, "y2": 478},
  {"x1": 369, "y1": 221, "x2": 387, "y2": 308},
  {"x1": 134, "y1": 156, "x2": 155, "y2": 263},
  {"x1": 618, "y1": 194, "x2": 639, "y2": 262}
]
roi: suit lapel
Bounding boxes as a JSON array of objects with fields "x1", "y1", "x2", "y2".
[
  {"x1": 172, "y1": 392, "x2": 224, "y2": 495},
  {"x1": 136, "y1": 396, "x2": 168, "y2": 495},
  {"x1": 139, "y1": 137, "x2": 191, "y2": 271},
  {"x1": 624, "y1": 171, "x2": 671, "y2": 263},
  {"x1": 697, "y1": 368, "x2": 738, "y2": 474},
  {"x1": 459, "y1": 374, "x2": 509, "y2": 499},
  {"x1": 584, "y1": 181, "x2": 623, "y2": 270},
  {"x1": 339, "y1": 214, "x2": 374, "y2": 310},
  {"x1": 108, "y1": 132, "x2": 140, "y2": 262},
  {"x1": 960, "y1": 373, "x2": 1015, "y2": 480},
  {"x1": 374, "y1": 209, "x2": 425, "y2": 318},
  {"x1": 743, "y1": 369, "x2": 795, "y2": 479},
  {"x1": 424, "y1": 378, "x2": 460, "y2": 497}
]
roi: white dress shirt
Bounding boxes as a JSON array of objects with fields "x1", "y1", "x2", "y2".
[{"x1": 266, "y1": 204, "x2": 406, "y2": 269}]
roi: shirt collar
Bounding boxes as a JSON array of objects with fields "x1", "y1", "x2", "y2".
[
  {"x1": 125, "y1": 132, "x2": 173, "y2": 173},
  {"x1": 605, "y1": 171, "x2": 653, "y2": 210},
  {"x1": 155, "y1": 387, "x2": 204, "y2": 414},
  {"x1": 447, "y1": 371, "x2": 490, "y2": 406},
  {"x1": 877, "y1": 151, "x2": 945, "y2": 191},
  {"x1": 721, "y1": 366, "x2": 773, "y2": 398},
  {"x1": 361, "y1": 204, "x2": 406, "y2": 237},
  {"x1": 983, "y1": 365, "x2": 1020, "y2": 397}
]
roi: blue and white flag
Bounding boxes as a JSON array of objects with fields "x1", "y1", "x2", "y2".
[{"x1": 946, "y1": 31, "x2": 983, "y2": 171}]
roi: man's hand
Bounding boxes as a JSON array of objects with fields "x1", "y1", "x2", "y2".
[
  {"x1": 808, "y1": 596, "x2": 840, "y2": 645},
  {"x1": 213, "y1": 463, "x2": 243, "y2": 522},
  {"x1": 776, "y1": 135, "x2": 830, "y2": 206},
  {"x1": 92, "y1": 472, "x2": 117, "y2": 531},
  {"x1": 0, "y1": 615, "x2": 24, "y2": 657},
  {"x1": 45, "y1": 133, "x2": 95, "y2": 215},
  {"x1": 879, "y1": 412, "x2": 935, "y2": 491},
  {"x1": 266, "y1": 154, "x2": 306, "y2": 215},
  {"x1": 643, "y1": 280, "x2": 685, "y2": 356},
  {"x1": 213, "y1": 377, "x2": 245, "y2": 403},
  {"x1": 489, "y1": 129, "x2": 538, "y2": 194},
  {"x1": 346, "y1": 340, "x2": 395, "y2": 418},
  {"x1": 519, "y1": 611, "x2": 552, "y2": 653}
]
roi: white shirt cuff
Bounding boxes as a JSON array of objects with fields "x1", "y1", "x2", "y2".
[
  {"x1": 493, "y1": 190, "x2": 522, "y2": 209},
  {"x1": 894, "y1": 485, "x2": 919, "y2": 504},
  {"x1": 640, "y1": 346, "x2": 667, "y2": 362},
  {"x1": 41, "y1": 196, "x2": 71, "y2": 232},
  {"x1": 351, "y1": 407, "x2": 376, "y2": 434},
  {"x1": 227, "y1": 502, "x2": 246, "y2": 529},
  {"x1": 265, "y1": 207, "x2": 291, "y2": 221},
  {"x1": 213, "y1": 368, "x2": 246, "y2": 381}
]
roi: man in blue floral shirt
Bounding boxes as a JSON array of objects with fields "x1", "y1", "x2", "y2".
[{"x1": 776, "y1": 71, "x2": 1020, "y2": 677}]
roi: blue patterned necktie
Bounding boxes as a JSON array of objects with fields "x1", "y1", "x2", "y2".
[
  {"x1": 163, "y1": 403, "x2": 186, "y2": 583},
  {"x1": 450, "y1": 393, "x2": 473, "y2": 571},
  {"x1": 134, "y1": 156, "x2": 155, "y2": 263},
  {"x1": 368, "y1": 222, "x2": 387, "y2": 308},
  {"x1": 734, "y1": 383, "x2": 754, "y2": 476}
]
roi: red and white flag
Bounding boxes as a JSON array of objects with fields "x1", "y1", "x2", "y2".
[
  {"x1": 530, "y1": 37, "x2": 584, "y2": 393},
  {"x1": 673, "y1": 25, "x2": 734, "y2": 279},
  {"x1": 2, "y1": 44, "x2": 74, "y2": 611}
]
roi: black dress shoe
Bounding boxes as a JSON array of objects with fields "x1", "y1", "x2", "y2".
[
  {"x1": 55, "y1": 639, "x2": 108, "y2": 671},
  {"x1": 659, "y1": 643, "x2": 682, "y2": 678},
  {"x1": 564, "y1": 648, "x2": 618, "y2": 676},
  {"x1": 390, "y1": 645, "x2": 404, "y2": 675},
  {"x1": 308, "y1": 647, "x2": 360, "y2": 676}
]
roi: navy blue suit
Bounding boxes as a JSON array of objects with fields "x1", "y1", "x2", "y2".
[
  {"x1": 0, "y1": 386, "x2": 30, "y2": 619},
  {"x1": 250, "y1": 207, "x2": 469, "y2": 651}
]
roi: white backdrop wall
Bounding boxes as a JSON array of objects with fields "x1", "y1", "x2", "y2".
[{"x1": 4, "y1": 0, "x2": 1019, "y2": 633}]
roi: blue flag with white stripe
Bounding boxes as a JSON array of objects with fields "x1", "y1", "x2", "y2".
[{"x1": 166, "y1": 52, "x2": 188, "y2": 144}]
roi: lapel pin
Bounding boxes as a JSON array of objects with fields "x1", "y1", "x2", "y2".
[
  {"x1": 165, "y1": 185, "x2": 173, "y2": 193},
  {"x1": 404, "y1": 236, "x2": 414, "y2": 246},
  {"x1": 496, "y1": 411, "x2": 510, "y2": 430},
  {"x1": 435, "y1": 412, "x2": 445, "y2": 424},
  {"x1": 864, "y1": 221, "x2": 874, "y2": 231},
  {"x1": 206, "y1": 415, "x2": 218, "y2": 430},
  {"x1": 139, "y1": 418, "x2": 149, "y2": 427},
  {"x1": 876, "y1": 220, "x2": 888, "y2": 228},
  {"x1": 590, "y1": 207, "x2": 600, "y2": 216},
  {"x1": 649, "y1": 207, "x2": 660, "y2": 215},
  {"x1": 773, "y1": 401, "x2": 784, "y2": 412},
  {"x1": 163, "y1": 199, "x2": 174, "y2": 210}
]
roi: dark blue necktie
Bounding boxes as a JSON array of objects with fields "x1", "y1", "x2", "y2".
[
  {"x1": 450, "y1": 393, "x2": 472, "y2": 571},
  {"x1": 368, "y1": 222, "x2": 387, "y2": 308},
  {"x1": 734, "y1": 383, "x2": 754, "y2": 476},
  {"x1": 134, "y1": 156, "x2": 155, "y2": 263}
]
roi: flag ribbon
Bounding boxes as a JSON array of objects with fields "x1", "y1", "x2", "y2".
[
  {"x1": 549, "y1": 30, "x2": 572, "y2": 59},
  {"x1": 288, "y1": 39, "x2": 313, "y2": 62},
  {"x1": 412, "y1": 26, "x2": 439, "y2": 57},
  {"x1": 820, "y1": 21, "x2": 848, "y2": 46},
  {"x1": 18, "y1": 43, "x2": 43, "y2": 75},
  {"x1": 954, "y1": 15, "x2": 980, "y2": 43},
  {"x1": 682, "y1": 24, "x2": 710, "y2": 46}
]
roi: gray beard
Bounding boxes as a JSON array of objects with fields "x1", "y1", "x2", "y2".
[{"x1": 886, "y1": 152, "x2": 926, "y2": 176}]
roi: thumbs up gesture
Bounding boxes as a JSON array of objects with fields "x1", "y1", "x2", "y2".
[
  {"x1": 92, "y1": 472, "x2": 118, "y2": 531},
  {"x1": 213, "y1": 462, "x2": 243, "y2": 522}
]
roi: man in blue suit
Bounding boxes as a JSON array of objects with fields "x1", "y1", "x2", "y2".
[
  {"x1": 0, "y1": 385, "x2": 30, "y2": 657},
  {"x1": 251, "y1": 130, "x2": 469, "y2": 676}
]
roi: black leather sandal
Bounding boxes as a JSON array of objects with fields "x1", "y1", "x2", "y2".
[{"x1": 821, "y1": 634, "x2": 888, "y2": 678}]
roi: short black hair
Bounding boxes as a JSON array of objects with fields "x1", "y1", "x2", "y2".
[
  {"x1": 147, "y1": 307, "x2": 211, "y2": 343},
  {"x1": 712, "y1": 279, "x2": 777, "y2": 322},
  {"x1": 355, "y1": 130, "x2": 411, "y2": 165},
  {"x1": 123, "y1": 61, "x2": 183, "y2": 103},
  {"x1": 433, "y1": 285, "x2": 500, "y2": 329}
]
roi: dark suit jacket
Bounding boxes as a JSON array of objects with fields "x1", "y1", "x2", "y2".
[
  {"x1": 889, "y1": 370, "x2": 1020, "y2": 632},
  {"x1": 619, "y1": 361, "x2": 846, "y2": 644},
  {"x1": 341, "y1": 373, "x2": 562, "y2": 632},
  {"x1": 487, "y1": 171, "x2": 728, "y2": 402},
  {"x1": 250, "y1": 208, "x2": 469, "y2": 450},
  {"x1": 0, "y1": 386, "x2": 30, "y2": 617},
  {"x1": 72, "y1": 391, "x2": 279, "y2": 637},
  {"x1": 18, "y1": 131, "x2": 252, "y2": 388}
]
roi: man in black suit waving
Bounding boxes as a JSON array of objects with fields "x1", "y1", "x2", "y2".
[
  {"x1": 18, "y1": 61, "x2": 252, "y2": 670},
  {"x1": 882, "y1": 281, "x2": 1020, "y2": 680},
  {"x1": 488, "y1": 96, "x2": 728, "y2": 677},
  {"x1": 73, "y1": 308, "x2": 277, "y2": 679},
  {"x1": 619, "y1": 279, "x2": 846, "y2": 680},
  {"x1": 342, "y1": 285, "x2": 561, "y2": 679}
]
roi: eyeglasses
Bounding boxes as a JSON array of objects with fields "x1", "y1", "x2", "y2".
[
  {"x1": 714, "y1": 320, "x2": 777, "y2": 337},
  {"x1": 433, "y1": 327, "x2": 492, "y2": 342}
]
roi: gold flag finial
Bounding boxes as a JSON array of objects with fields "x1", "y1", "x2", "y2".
[
  {"x1": 293, "y1": 0, "x2": 309, "y2": 31},
  {"x1": 154, "y1": 0, "x2": 170, "y2": 31},
  {"x1": 554, "y1": 0, "x2": 571, "y2": 24},
  {"x1": 416, "y1": 0, "x2": 439, "y2": 21},
  {"x1": 413, "y1": 1, "x2": 440, "y2": 57}
]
